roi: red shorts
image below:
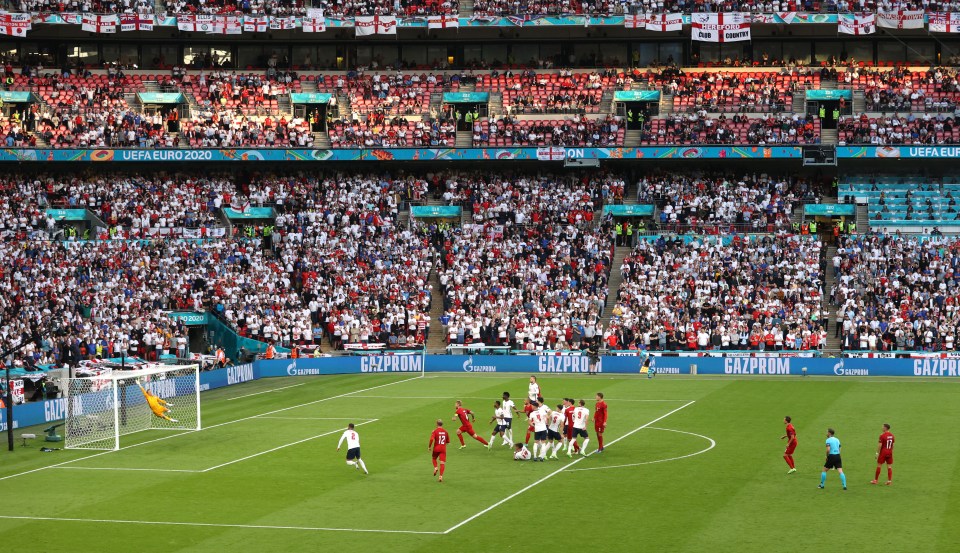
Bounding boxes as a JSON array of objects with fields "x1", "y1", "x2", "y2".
[
  {"x1": 565, "y1": 426, "x2": 574, "y2": 439},
  {"x1": 784, "y1": 441, "x2": 797, "y2": 455},
  {"x1": 877, "y1": 451, "x2": 893, "y2": 465},
  {"x1": 595, "y1": 423, "x2": 605, "y2": 434},
  {"x1": 458, "y1": 424, "x2": 474, "y2": 435},
  {"x1": 432, "y1": 449, "x2": 447, "y2": 462}
]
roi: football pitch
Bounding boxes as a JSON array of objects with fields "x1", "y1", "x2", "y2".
[{"x1": 2, "y1": 373, "x2": 960, "y2": 553}]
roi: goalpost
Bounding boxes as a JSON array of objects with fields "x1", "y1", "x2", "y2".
[{"x1": 64, "y1": 364, "x2": 201, "y2": 451}]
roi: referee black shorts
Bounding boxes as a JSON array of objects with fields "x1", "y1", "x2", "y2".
[{"x1": 824, "y1": 454, "x2": 842, "y2": 470}]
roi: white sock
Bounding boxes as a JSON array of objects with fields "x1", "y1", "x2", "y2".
[
  {"x1": 505, "y1": 429, "x2": 513, "y2": 443},
  {"x1": 567, "y1": 441, "x2": 574, "y2": 455},
  {"x1": 552, "y1": 442, "x2": 563, "y2": 456},
  {"x1": 489, "y1": 435, "x2": 497, "y2": 447},
  {"x1": 346, "y1": 460, "x2": 356, "y2": 467},
  {"x1": 539, "y1": 443, "x2": 546, "y2": 459},
  {"x1": 358, "y1": 459, "x2": 368, "y2": 474},
  {"x1": 581, "y1": 439, "x2": 590, "y2": 453}
]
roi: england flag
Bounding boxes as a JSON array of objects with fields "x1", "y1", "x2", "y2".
[
  {"x1": 691, "y1": 12, "x2": 750, "y2": 43},
  {"x1": 623, "y1": 14, "x2": 647, "y2": 29},
  {"x1": 838, "y1": 13, "x2": 876, "y2": 35},
  {"x1": 355, "y1": 15, "x2": 397, "y2": 36},
  {"x1": 428, "y1": 15, "x2": 459, "y2": 29},
  {"x1": 646, "y1": 13, "x2": 682, "y2": 32},
  {"x1": 0, "y1": 13, "x2": 31, "y2": 37},
  {"x1": 82, "y1": 13, "x2": 118, "y2": 34},
  {"x1": 243, "y1": 15, "x2": 269, "y2": 33},
  {"x1": 877, "y1": 10, "x2": 924, "y2": 30},
  {"x1": 930, "y1": 13, "x2": 960, "y2": 33},
  {"x1": 302, "y1": 17, "x2": 326, "y2": 33},
  {"x1": 120, "y1": 14, "x2": 153, "y2": 32}
]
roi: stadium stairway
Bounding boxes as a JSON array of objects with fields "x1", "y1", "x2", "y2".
[
  {"x1": 822, "y1": 245, "x2": 842, "y2": 352},
  {"x1": 856, "y1": 203, "x2": 869, "y2": 232},
  {"x1": 278, "y1": 95, "x2": 291, "y2": 116},
  {"x1": 820, "y1": 128, "x2": 838, "y2": 145},
  {"x1": 459, "y1": 0, "x2": 473, "y2": 17},
  {"x1": 659, "y1": 93, "x2": 674, "y2": 115},
  {"x1": 624, "y1": 129, "x2": 642, "y2": 147},
  {"x1": 427, "y1": 269, "x2": 447, "y2": 353},
  {"x1": 300, "y1": 80, "x2": 318, "y2": 93},
  {"x1": 600, "y1": 245, "x2": 631, "y2": 328},
  {"x1": 456, "y1": 130, "x2": 472, "y2": 148},
  {"x1": 599, "y1": 91, "x2": 614, "y2": 114},
  {"x1": 853, "y1": 90, "x2": 866, "y2": 114},
  {"x1": 792, "y1": 93, "x2": 805, "y2": 114},
  {"x1": 489, "y1": 93, "x2": 504, "y2": 118},
  {"x1": 313, "y1": 131, "x2": 331, "y2": 148}
]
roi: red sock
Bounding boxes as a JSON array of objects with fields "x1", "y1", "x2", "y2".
[
  {"x1": 598, "y1": 435, "x2": 604, "y2": 450},
  {"x1": 458, "y1": 433, "x2": 465, "y2": 446},
  {"x1": 525, "y1": 431, "x2": 531, "y2": 444},
  {"x1": 475, "y1": 435, "x2": 488, "y2": 446},
  {"x1": 573, "y1": 441, "x2": 580, "y2": 452},
  {"x1": 789, "y1": 456, "x2": 795, "y2": 469},
  {"x1": 432, "y1": 458, "x2": 438, "y2": 468},
  {"x1": 439, "y1": 464, "x2": 445, "y2": 476},
  {"x1": 887, "y1": 468, "x2": 893, "y2": 481},
  {"x1": 875, "y1": 467, "x2": 882, "y2": 480}
]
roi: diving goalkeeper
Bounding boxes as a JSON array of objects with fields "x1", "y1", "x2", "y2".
[{"x1": 137, "y1": 380, "x2": 178, "y2": 423}]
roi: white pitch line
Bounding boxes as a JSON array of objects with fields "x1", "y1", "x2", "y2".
[
  {"x1": 442, "y1": 400, "x2": 697, "y2": 534},
  {"x1": 255, "y1": 417, "x2": 377, "y2": 421},
  {"x1": 50, "y1": 466, "x2": 203, "y2": 473},
  {"x1": 566, "y1": 427, "x2": 716, "y2": 472},
  {"x1": 0, "y1": 515, "x2": 443, "y2": 535},
  {"x1": 0, "y1": 375, "x2": 422, "y2": 482},
  {"x1": 227, "y1": 383, "x2": 307, "y2": 401},
  {"x1": 200, "y1": 420, "x2": 378, "y2": 473},
  {"x1": 350, "y1": 395, "x2": 692, "y2": 402}
]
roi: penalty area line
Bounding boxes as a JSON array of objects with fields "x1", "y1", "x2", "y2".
[
  {"x1": 0, "y1": 515, "x2": 443, "y2": 535},
  {"x1": 226, "y1": 383, "x2": 307, "y2": 401},
  {"x1": 442, "y1": 400, "x2": 696, "y2": 534},
  {"x1": 50, "y1": 466, "x2": 203, "y2": 473},
  {"x1": 199, "y1": 419, "x2": 379, "y2": 472}
]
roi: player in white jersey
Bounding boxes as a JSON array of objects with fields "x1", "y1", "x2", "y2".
[
  {"x1": 336, "y1": 423, "x2": 368, "y2": 474},
  {"x1": 547, "y1": 404, "x2": 566, "y2": 459},
  {"x1": 529, "y1": 401, "x2": 549, "y2": 461},
  {"x1": 501, "y1": 392, "x2": 516, "y2": 446},
  {"x1": 527, "y1": 376, "x2": 540, "y2": 402},
  {"x1": 567, "y1": 400, "x2": 590, "y2": 457},
  {"x1": 514, "y1": 442, "x2": 532, "y2": 461},
  {"x1": 487, "y1": 400, "x2": 508, "y2": 450}
]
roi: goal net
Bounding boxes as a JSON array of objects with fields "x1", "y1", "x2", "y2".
[{"x1": 64, "y1": 365, "x2": 201, "y2": 450}]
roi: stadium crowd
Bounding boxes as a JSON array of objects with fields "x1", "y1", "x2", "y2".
[
  {"x1": 838, "y1": 113, "x2": 960, "y2": 145},
  {"x1": 639, "y1": 172, "x2": 818, "y2": 233},
  {"x1": 832, "y1": 233, "x2": 960, "y2": 352},
  {"x1": 328, "y1": 114, "x2": 457, "y2": 147},
  {"x1": 608, "y1": 234, "x2": 826, "y2": 352},
  {"x1": 474, "y1": 115, "x2": 623, "y2": 147},
  {"x1": 642, "y1": 113, "x2": 821, "y2": 145}
]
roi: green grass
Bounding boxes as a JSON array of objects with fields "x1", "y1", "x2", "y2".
[{"x1": 2, "y1": 373, "x2": 960, "y2": 552}]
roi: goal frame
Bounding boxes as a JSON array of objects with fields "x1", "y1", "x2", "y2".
[{"x1": 64, "y1": 364, "x2": 201, "y2": 451}]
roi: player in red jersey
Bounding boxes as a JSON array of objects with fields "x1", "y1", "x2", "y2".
[
  {"x1": 452, "y1": 400, "x2": 489, "y2": 448},
  {"x1": 522, "y1": 398, "x2": 535, "y2": 444},
  {"x1": 563, "y1": 398, "x2": 580, "y2": 453},
  {"x1": 781, "y1": 416, "x2": 798, "y2": 474},
  {"x1": 428, "y1": 419, "x2": 449, "y2": 483},
  {"x1": 872, "y1": 423, "x2": 895, "y2": 485},
  {"x1": 593, "y1": 392, "x2": 608, "y2": 453}
]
